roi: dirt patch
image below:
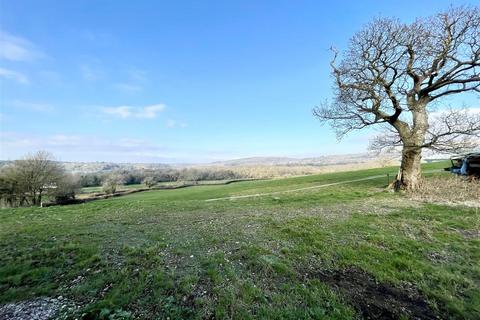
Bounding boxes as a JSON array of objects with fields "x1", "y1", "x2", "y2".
[
  {"x1": 0, "y1": 297, "x2": 61, "y2": 320},
  {"x1": 303, "y1": 267, "x2": 440, "y2": 320},
  {"x1": 205, "y1": 174, "x2": 387, "y2": 202},
  {"x1": 428, "y1": 200, "x2": 480, "y2": 208},
  {"x1": 457, "y1": 229, "x2": 480, "y2": 239},
  {"x1": 0, "y1": 296, "x2": 81, "y2": 320}
]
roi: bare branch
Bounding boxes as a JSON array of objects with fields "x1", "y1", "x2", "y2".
[
  {"x1": 423, "y1": 108, "x2": 480, "y2": 153},
  {"x1": 314, "y1": 6, "x2": 480, "y2": 189},
  {"x1": 314, "y1": 6, "x2": 479, "y2": 147}
]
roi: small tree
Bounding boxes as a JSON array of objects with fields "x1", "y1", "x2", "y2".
[
  {"x1": 52, "y1": 174, "x2": 81, "y2": 204},
  {"x1": 143, "y1": 176, "x2": 156, "y2": 188},
  {"x1": 10, "y1": 151, "x2": 65, "y2": 205},
  {"x1": 0, "y1": 151, "x2": 77, "y2": 207},
  {"x1": 314, "y1": 7, "x2": 480, "y2": 190},
  {"x1": 102, "y1": 173, "x2": 124, "y2": 194},
  {"x1": 179, "y1": 168, "x2": 201, "y2": 184},
  {"x1": 0, "y1": 172, "x2": 26, "y2": 207}
]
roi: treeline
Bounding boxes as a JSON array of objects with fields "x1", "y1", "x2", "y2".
[
  {"x1": 77, "y1": 165, "x2": 336, "y2": 189},
  {"x1": 0, "y1": 151, "x2": 342, "y2": 208},
  {"x1": 78, "y1": 167, "x2": 241, "y2": 188},
  {"x1": 0, "y1": 151, "x2": 80, "y2": 207},
  {"x1": 0, "y1": 151, "x2": 247, "y2": 207}
]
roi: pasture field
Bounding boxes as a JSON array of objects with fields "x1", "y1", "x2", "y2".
[
  {"x1": 78, "y1": 180, "x2": 256, "y2": 198},
  {"x1": 80, "y1": 184, "x2": 146, "y2": 195},
  {"x1": 1, "y1": 162, "x2": 479, "y2": 319}
]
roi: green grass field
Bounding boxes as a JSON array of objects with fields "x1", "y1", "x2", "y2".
[
  {"x1": 79, "y1": 180, "x2": 255, "y2": 197},
  {"x1": 80, "y1": 184, "x2": 146, "y2": 195},
  {"x1": 1, "y1": 162, "x2": 479, "y2": 319}
]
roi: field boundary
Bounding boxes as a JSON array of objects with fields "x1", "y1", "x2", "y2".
[
  {"x1": 204, "y1": 175, "x2": 386, "y2": 202},
  {"x1": 42, "y1": 178, "x2": 261, "y2": 207},
  {"x1": 204, "y1": 169, "x2": 444, "y2": 202}
]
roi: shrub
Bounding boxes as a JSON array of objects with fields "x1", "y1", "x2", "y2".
[
  {"x1": 102, "y1": 173, "x2": 124, "y2": 194},
  {"x1": 0, "y1": 151, "x2": 72, "y2": 207},
  {"x1": 143, "y1": 176, "x2": 156, "y2": 188},
  {"x1": 52, "y1": 174, "x2": 81, "y2": 204},
  {"x1": 79, "y1": 173, "x2": 102, "y2": 187}
]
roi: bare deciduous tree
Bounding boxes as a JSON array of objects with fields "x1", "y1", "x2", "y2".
[
  {"x1": 0, "y1": 151, "x2": 66, "y2": 206},
  {"x1": 102, "y1": 173, "x2": 124, "y2": 194},
  {"x1": 143, "y1": 176, "x2": 156, "y2": 188},
  {"x1": 52, "y1": 174, "x2": 80, "y2": 204},
  {"x1": 14, "y1": 151, "x2": 65, "y2": 205},
  {"x1": 314, "y1": 6, "x2": 480, "y2": 190}
]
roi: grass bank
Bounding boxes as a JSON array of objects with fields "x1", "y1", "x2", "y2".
[{"x1": 1, "y1": 161, "x2": 478, "y2": 319}]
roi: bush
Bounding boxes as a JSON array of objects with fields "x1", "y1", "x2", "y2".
[
  {"x1": 79, "y1": 173, "x2": 102, "y2": 187},
  {"x1": 0, "y1": 151, "x2": 72, "y2": 207},
  {"x1": 52, "y1": 174, "x2": 81, "y2": 204},
  {"x1": 143, "y1": 176, "x2": 156, "y2": 188},
  {"x1": 102, "y1": 173, "x2": 124, "y2": 194},
  {"x1": 0, "y1": 172, "x2": 27, "y2": 207}
]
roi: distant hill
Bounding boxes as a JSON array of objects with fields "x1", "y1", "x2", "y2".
[
  {"x1": 210, "y1": 153, "x2": 380, "y2": 167},
  {"x1": 60, "y1": 162, "x2": 172, "y2": 173},
  {"x1": 210, "y1": 157, "x2": 300, "y2": 166},
  {"x1": 0, "y1": 152, "x2": 450, "y2": 174},
  {"x1": 0, "y1": 161, "x2": 172, "y2": 174}
]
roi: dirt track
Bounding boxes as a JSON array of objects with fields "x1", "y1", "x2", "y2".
[
  {"x1": 204, "y1": 174, "x2": 387, "y2": 202},
  {"x1": 205, "y1": 169, "x2": 443, "y2": 202}
]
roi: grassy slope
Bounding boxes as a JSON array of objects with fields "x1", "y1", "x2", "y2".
[
  {"x1": 0, "y1": 161, "x2": 478, "y2": 319},
  {"x1": 80, "y1": 184, "x2": 146, "y2": 195}
]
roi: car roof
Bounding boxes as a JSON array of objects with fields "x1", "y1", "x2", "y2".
[{"x1": 451, "y1": 152, "x2": 480, "y2": 160}]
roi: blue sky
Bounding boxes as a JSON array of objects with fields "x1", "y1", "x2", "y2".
[{"x1": 0, "y1": 0, "x2": 477, "y2": 163}]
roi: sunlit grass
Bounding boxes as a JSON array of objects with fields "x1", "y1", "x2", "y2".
[{"x1": 1, "y1": 161, "x2": 478, "y2": 319}]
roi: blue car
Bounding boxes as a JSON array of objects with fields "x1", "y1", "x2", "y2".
[{"x1": 446, "y1": 152, "x2": 480, "y2": 177}]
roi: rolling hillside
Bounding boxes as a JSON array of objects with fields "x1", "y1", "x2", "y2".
[{"x1": 0, "y1": 162, "x2": 478, "y2": 320}]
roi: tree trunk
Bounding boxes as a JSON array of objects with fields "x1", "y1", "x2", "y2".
[
  {"x1": 38, "y1": 190, "x2": 42, "y2": 207},
  {"x1": 391, "y1": 101, "x2": 428, "y2": 192},
  {"x1": 395, "y1": 146, "x2": 423, "y2": 191},
  {"x1": 32, "y1": 191, "x2": 37, "y2": 206}
]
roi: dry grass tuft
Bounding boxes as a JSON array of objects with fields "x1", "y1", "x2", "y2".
[{"x1": 408, "y1": 175, "x2": 480, "y2": 206}]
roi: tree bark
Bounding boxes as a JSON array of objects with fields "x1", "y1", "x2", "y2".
[
  {"x1": 32, "y1": 191, "x2": 37, "y2": 206},
  {"x1": 395, "y1": 146, "x2": 423, "y2": 191},
  {"x1": 38, "y1": 190, "x2": 42, "y2": 207},
  {"x1": 391, "y1": 100, "x2": 428, "y2": 191}
]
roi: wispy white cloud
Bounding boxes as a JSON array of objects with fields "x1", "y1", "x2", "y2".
[
  {"x1": 81, "y1": 30, "x2": 114, "y2": 44},
  {"x1": 428, "y1": 106, "x2": 480, "y2": 120},
  {"x1": 113, "y1": 83, "x2": 143, "y2": 93},
  {"x1": 0, "y1": 30, "x2": 43, "y2": 61},
  {"x1": 138, "y1": 105, "x2": 165, "y2": 118},
  {"x1": 38, "y1": 70, "x2": 62, "y2": 83},
  {"x1": 102, "y1": 104, "x2": 166, "y2": 119},
  {"x1": 166, "y1": 119, "x2": 188, "y2": 128},
  {"x1": 463, "y1": 107, "x2": 480, "y2": 114},
  {"x1": 0, "y1": 67, "x2": 29, "y2": 84},
  {"x1": 0, "y1": 132, "x2": 157, "y2": 160},
  {"x1": 166, "y1": 119, "x2": 177, "y2": 128},
  {"x1": 113, "y1": 68, "x2": 148, "y2": 93},
  {"x1": 102, "y1": 106, "x2": 132, "y2": 118},
  {"x1": 10, "y1": 100, "x2": 54, "y2": 112},
  {"x1": 0, "y1": 132, "x2": 240, "y2": 163},
  {"x1": 80, "y1": 64, "x2": 104, "y2": 81},
  {"x1": 128, "y1": 67, "x2": 147, "y2": 82}
]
